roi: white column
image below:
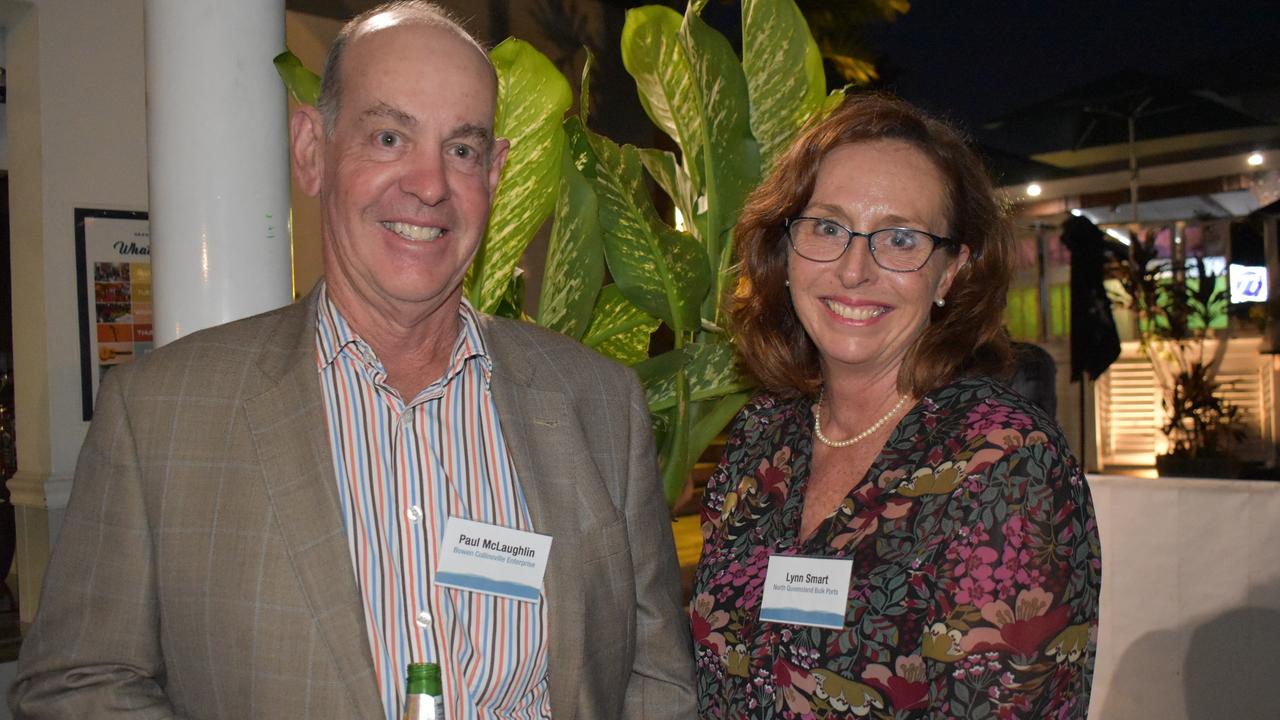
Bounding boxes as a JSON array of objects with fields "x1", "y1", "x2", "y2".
[{"x1": 145, "y1": 0, "x2": 293, "y2": 345}]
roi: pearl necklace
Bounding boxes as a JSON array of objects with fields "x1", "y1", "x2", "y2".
[{"x1": 813, "y1": 391, "x2": 909, "y2": 448}]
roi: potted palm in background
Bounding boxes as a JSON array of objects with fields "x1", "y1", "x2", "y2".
[{"x1": 1111, "y1": 231, "x2": 1247, "y2": 477}]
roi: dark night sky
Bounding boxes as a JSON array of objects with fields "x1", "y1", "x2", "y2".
[{"x1": 869, "y1": 0, "x2": 1280, "y2": 135}]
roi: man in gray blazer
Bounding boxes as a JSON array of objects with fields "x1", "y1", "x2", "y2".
[{"x1": 10, "y1": 2, "x2": 696, "y2": 718}]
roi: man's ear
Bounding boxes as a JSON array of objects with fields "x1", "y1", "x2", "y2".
[
  {"x1": 291, "y1": 106, "x2": 325, "y2": 198},
  {"x1": 487, "y1": 137, "x2": 510, "y2": 193}
]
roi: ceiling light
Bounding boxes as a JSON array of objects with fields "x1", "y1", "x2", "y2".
[
  {"x1": 1026, "y1": 183, "x2": 1042, "y2": 197},
  {"x1": 1105, "y1": 227, "x2": 1132, "y2": 246},
  {"x1": 1247, "y1": 152, "x2": 1264, "y2": 166}
]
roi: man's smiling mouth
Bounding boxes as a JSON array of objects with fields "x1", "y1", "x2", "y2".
[{"x1": 382, "y1": 221, "x2": 444, "y2": 242}]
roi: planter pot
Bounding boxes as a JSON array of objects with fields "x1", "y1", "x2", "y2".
[{"x1": 1155, "y1": 454, "x2": 1246, "y2": 479}]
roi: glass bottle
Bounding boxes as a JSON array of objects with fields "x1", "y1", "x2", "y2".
[{"x1": 402, "y1": 662, "x2": 444, "y2": 720}]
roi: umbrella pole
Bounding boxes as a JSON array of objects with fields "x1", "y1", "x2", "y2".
[
  {"x1": 1129, "y1": 114, "x2": 1139, "y2": 225},
  {"x1": 1080, "y1": 370, "x2": 1088, "y2": 469}
]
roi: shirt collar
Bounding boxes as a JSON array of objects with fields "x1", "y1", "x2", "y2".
[{"x1": 314, "y1": 283, "x2": 492, "y2": 383}]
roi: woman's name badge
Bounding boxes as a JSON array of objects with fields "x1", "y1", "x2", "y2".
[
  {"x1": 435, "y1": 517, "x2": 552, "y2": 603},
  {"x1": 759, "y1": 555, "x2": 853, "y2": 629}
]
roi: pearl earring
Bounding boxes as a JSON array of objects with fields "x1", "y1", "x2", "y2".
[
  {"x1": 934, "y1": 297, "x2": 945, "y2": 307},
  {"x1": 785, "y1": 280, "x2": 791, "y2": 287}
]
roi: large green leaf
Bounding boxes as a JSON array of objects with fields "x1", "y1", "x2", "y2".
[
  {"x1": 469, "y1": 39, "x2": 572, "y2": 313},
  {"x1": 688, "y1": 392, "x2": 750, "y2": 464},
  {"x1": 635, "y1": 338, "x2": 751, "y2": 412},
  {"x1": 273, "y1": 49, "x2": 321, "y2": 106},
  {"x1": 581, "y1": 285, "x2": 659, "y2": 366},
  {"x1": 621, "y1": 6, "x2": 705, "y2": 188},
  {"x1": 586, "y1": 132, "x2": 709, "y2": 334},
  {"x1": 659, "y1": 390, "x2": 692, "y2": 506},
  {"x1": 538, "y1": 122, "x2": 603, "y2": 339},
  {"x1": 742, "y1": 0, "x2": 827, "y2": 169},
  {"x1": 633, "y1": 346, "x2": 685, "y2": 404},
  {"x1": 657, "y1": 390, "x2": 749, "y2": 506},
  {"x1": 679, "y1": 6, "x2": 760, "y2": 221},
  {"x1": 679, "y1": 8, "x2": 761, "y2": 322}
]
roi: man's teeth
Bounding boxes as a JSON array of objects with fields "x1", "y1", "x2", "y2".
[
  {"x1": 382, "y1": 221, "x2": 443, "y2": 242},
  {"x1": 824, "y1": 300, "x2": 887, "y2": 320}
]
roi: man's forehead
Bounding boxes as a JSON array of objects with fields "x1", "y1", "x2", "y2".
[
  {"x1": 328, "y1": 13, "x2": 499, "y2": 134},
  {"x1": 346, "y1": 13, "x2": 494, "y2": 77},
  {"x1": 354, "y1": 9, "x2": 403, "y2": 35}
]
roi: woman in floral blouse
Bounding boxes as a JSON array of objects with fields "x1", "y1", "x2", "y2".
[{"x1": 691, "y1": 93, "x2": 1100, "y2": 719}]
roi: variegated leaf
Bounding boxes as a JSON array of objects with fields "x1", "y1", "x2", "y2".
[
  {"x1": 586, "y1": 131, "x2": 709, "y2": 334},
  {"x1": 742, "y1": 0, "x2": 827, "y2": 168},
  {"x1": 538, "y1": 123, "x2": 603, "y2": 339},
  {"x1": 636, "y1": 339, "x2": 752, "y2": 411},
  {"x1": 581, "y1": 285, "x2": 659, "y2": 366},
  {"x1": 679, "y1": 8, "x2": 761, "y2": 323},
  {"x1": 621, "y1": 5, "x2": 705, "y2": 187},
  {"x1": 470, "y1": 39, "x2": 571, "y2": 313}
]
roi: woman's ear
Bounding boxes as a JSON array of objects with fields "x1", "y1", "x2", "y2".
[
  {"x1": 290, "y1": 106, "x2": 325, "y2": 198},
  {"x1": 936, "y1": 244, "x2": 971, "y2": 300}
]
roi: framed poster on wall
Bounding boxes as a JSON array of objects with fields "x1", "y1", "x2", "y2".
[{"x1": 75, "y1": 208, "x2": 151, "y2": 421}]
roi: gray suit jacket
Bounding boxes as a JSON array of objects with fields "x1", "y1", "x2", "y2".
[{"x1": 10, "y1": 290, "x2": 696, "y2": 719}]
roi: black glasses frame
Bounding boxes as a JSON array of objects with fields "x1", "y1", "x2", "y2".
[{"x1": 784, "y1": 216, "x2": 957, "y2": 272}]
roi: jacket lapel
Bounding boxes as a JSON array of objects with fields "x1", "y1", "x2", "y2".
[
  {"x1": 241, "y1": 291, "x2": 384, "y2": 720},
  {"x1": 485, "y1": 323, "x2": 585, "y2": 720}
]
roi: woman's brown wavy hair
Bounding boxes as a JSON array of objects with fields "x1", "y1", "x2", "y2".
[{"x1": 730, "y1": 92, "x2": 1013, "y2": 399}]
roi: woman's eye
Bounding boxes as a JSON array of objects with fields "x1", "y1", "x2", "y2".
[
  {"x1": 817, "y1": 221, "x2": 842, "y2": 237},
  {"x1": 888, "y1": 229, "x2": 918, "y2": 248}
]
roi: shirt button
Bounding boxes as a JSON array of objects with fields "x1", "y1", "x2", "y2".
[
  {"x1": 416, "y1": 610, "x2": 432, "y2": 628},
  {"x1": 407, "y1": 505, "x2": 423, "y2": 522}
]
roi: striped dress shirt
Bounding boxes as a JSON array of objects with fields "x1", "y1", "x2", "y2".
[{"x1": 316, "y1": 289, "x2": 551, "y2": 720}]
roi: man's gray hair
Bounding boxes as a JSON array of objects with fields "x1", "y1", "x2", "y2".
[{"x1": 316, "y1": 1, "x2": 494, "y2": 135}]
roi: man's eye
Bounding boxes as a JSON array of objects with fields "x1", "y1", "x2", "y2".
[
  {"x1": 377, "y1": 131, "x2": 400, "y2": 148},
  {"x1": 449, "y1": 144, "x2": 475, "y2": 160}
]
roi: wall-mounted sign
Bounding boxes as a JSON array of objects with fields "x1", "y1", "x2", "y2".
[
  {"x1": 1229, "y1": 264, "x2": 1269, "y2": 304},
  {"x1": 75, "y1": 208, "x2": 150, "y2": 421}
]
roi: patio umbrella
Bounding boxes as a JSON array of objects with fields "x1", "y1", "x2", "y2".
[
  {"x1": 1061, "y1": 214, "x2": 1121, "y2": 382},
  {"x1": 984, "y1": 71, "x2": 1269, "y2": 222}
]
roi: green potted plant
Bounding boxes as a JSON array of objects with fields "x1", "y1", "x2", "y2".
[
  {"x1": 278, "y1": 0, "x2": 850, "y2": 505},
  {"x1": 1112, "y1": 231, "x2": 1246, "y2": 477}
]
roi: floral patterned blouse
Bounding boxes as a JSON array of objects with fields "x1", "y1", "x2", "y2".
[{"x1": 691, "y1": 376, "x2": 1100, "y2": 719}]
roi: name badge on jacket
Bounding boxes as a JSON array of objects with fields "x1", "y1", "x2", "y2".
[
  {"x1": 759, "y1": 555, "x2": 853, "y2": 629},
  {"x1": 435, "y1": 517, "x2": 553, "y2": 602}
]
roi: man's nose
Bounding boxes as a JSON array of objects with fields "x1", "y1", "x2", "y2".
[{"x1": 400, "y1": 150, "x2": 450, "y2": 205}]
